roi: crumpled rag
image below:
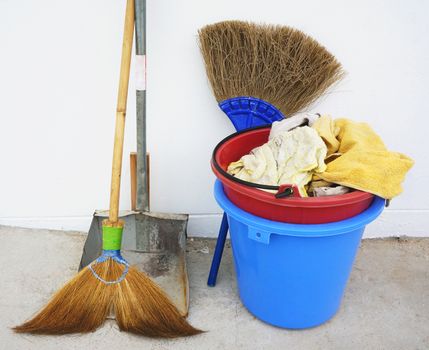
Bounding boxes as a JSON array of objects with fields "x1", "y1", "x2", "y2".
[
  {"x1": 227, "y1": 126, "x2": 327, "y2": 196},
  {"x1": 312, "y1": 116, "x2": 414, "y2": 199}
]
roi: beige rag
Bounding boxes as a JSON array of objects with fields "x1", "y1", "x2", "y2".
[{"x1": 227, "y1": 126, "x2": 327, "y2": 196}]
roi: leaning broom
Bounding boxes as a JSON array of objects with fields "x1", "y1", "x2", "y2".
[{"x1": 14, "y1": 0, "x2": 201, "y2": 338}]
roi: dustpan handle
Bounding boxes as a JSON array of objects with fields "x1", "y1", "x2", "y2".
[
  {"x1": 108, "y1": 0, "x2": 135, "y2": 224},
  {"x1": 135, "y1": 0, "x2": 149, "y2": 212}
]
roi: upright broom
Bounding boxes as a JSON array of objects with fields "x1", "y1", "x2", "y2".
[
  {"x1": 14, "y1": 0, "x2": 201, "y2": 338},
  {"x1": 200, "y1": 21, "x2": 345, "y2": 286}
]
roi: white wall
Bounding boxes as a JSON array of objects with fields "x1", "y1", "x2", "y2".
[{"x1": 0, "y1": 0, "x2": 428, "y2": 237}]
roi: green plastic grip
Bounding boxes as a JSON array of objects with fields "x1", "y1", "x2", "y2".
[{"x1": 102, "y1": 226, "x2": 123, "y2": 250}]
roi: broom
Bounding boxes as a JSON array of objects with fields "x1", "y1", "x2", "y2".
[
  {"x1": 198, "y1": 20, "x2": 344, "y2": 120},
  {"x1": 200, "y1": 21, "x2": 344, "y2": 287},
  {"x1": 14, "y1": 0, "x2": 201, "y2": 338}
]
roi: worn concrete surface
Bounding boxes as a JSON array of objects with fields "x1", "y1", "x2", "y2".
[{"x1": 0, "y1": 225, "x2": 428, "y2": 350}]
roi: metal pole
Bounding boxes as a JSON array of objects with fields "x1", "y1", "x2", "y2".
[{"x1": 135, "y1": 0, "x2": 149, "y2": 212}]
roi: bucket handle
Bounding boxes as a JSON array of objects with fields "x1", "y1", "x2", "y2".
[{"x1": 248, "y1": 226, "x2": 272, "y2": 245}]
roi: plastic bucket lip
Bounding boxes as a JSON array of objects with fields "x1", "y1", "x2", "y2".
[
  {"x1": 214, "y1": 181, "x2": 385, "y2": 237},
  {"x1": 212, "y1": 125, "x2": 374, "y2": 206},
  {"x1": 211, "y1": 161, "x2": 371, "y2": 208}
]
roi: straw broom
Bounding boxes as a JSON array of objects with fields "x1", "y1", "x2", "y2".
[
  {"x1": 14, "y1": 0, "x2": 201, "y2": 338},
  {"x1": 199, "y1": 21, "x2": 345, "y2": 287},
  {"x1": 198, "y1": 20, "x2": 344, "y2": 117}
]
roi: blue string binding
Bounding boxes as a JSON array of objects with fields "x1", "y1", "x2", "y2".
[{"x1": 88, "y1": 250, "x2": 129, "y2": 285}]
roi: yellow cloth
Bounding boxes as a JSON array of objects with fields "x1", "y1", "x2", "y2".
[
  {"x1": 311, "y1": 115, "x2": 340, "y2": 156},
  {"x1": 312, "y1": 116, "x2": 414, "y2": 199},
  {"x1": 228, "y1": 126, "x2": 327, "y2": 197}
]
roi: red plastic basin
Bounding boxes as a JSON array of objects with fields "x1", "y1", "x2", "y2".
[{"x1": 212, "y1": 126, "x2": 374, "y2": 224}]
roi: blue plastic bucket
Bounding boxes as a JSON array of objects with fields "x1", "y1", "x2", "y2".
[{"x1": 214, "y1": 180, "x2": 385, "y2": 328}]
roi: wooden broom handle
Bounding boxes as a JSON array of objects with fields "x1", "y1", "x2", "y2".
[{"x1": 108, "y1": 0, "x2": 135, "y2": 225}]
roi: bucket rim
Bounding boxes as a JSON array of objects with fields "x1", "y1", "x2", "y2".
[
  {"x1": 212, "y1": 161, "x2": 373, "y2": 208},
  {"x1": 214, "y1": 180, "x2": 385, "y2": 238},
  {"x1": 212, "y1": 126, "x2": 374, "y2": 205}
]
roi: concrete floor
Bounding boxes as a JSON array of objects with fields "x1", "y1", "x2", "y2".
[{"x1": 0, "y1": 226, "x2": 428, "y2": 350}]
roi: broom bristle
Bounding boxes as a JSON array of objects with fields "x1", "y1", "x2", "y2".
[
  {"x1": 14, "y1": 259, "x2": 202, "y2": 337},
  {"x1": 115, "y1": 266, "x2": 203, "y2": 338},
  {"x1": 13, "y1": 260, "x2": 116, "y2": 334},
  {"x1": 198, "y1": 20, "x2": 345, "y2": 116}
]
